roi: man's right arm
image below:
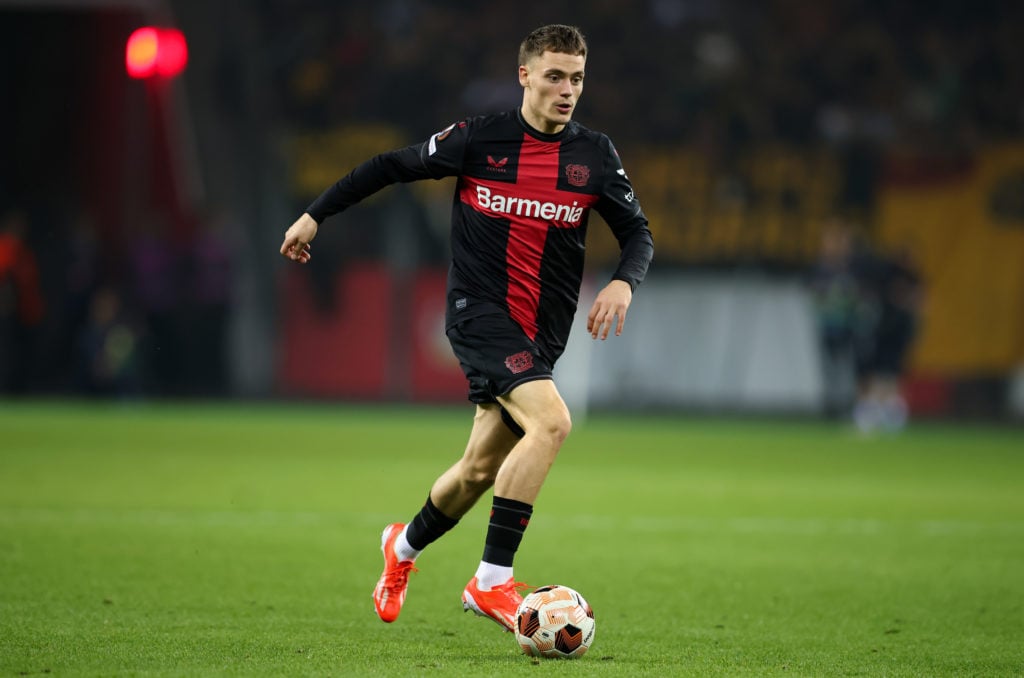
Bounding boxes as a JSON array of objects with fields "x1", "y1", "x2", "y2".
[
  {"x1": 281, "y1": 119, "x2": 470, "y2": 262},
  {"x1": 281, "y1": 145, "x2": 430, "y2": 263},
  {"x1": 305, "y1": 145, "x2": 433, "y2": 224}
]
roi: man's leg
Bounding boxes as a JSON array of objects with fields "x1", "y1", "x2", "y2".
[
  {"x1": 373, "y1": 403, "x2": 520, "y2": 623},
  {"x1": 462, "y1": 379, "x2": 572, "y2": 630},
  {"x1": 426, "y1": 404, "x2": 523, "y2": 519},
  {"x1": 493, "y1": 379, "x2": 571, "y2": 503}
]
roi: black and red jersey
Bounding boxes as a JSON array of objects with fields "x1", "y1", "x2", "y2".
[{"x1": 307, "y1": 109, "x2": 653, "y2": 364}]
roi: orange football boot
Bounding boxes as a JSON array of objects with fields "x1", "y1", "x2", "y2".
[
  {"x1": 372, "y1": 523, "x2": 417, "y2": 622},
  {"x1": 461, "y1": 576, "x2": 528, "y2": 632}
]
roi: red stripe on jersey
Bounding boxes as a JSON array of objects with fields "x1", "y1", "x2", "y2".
[{"x1": 458, "y1": 134, "x2": 598, "y2": 340}]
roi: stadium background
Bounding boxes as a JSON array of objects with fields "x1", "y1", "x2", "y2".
[{"x1": 1, "y1": 0, "x2": 1023, "y2": 422}]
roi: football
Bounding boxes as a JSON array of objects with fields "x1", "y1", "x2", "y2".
[{"x1": 514, "y1": 584, "x2": 596, "y2": 659}]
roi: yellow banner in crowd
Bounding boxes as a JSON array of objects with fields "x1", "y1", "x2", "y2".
[
  {"x1": 878, "y1": 145, "x2": 1024, "y2": 373},
  {"x1": 588, "y1": 146, "x2": 840, "y2": 266}
]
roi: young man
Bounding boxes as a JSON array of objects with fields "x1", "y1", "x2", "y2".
[{"x1": 280, "y1": 24, "x2": 653, "y2": 631}]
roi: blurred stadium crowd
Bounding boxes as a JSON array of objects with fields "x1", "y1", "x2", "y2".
[
  {"x1": 1, "y1": 0, "x2": 1021, "y2": 416},
  {"x1": 272, "y1": 1, "x2": 1021, "y2": 151}
]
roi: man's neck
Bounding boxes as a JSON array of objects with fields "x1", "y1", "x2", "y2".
[{"x1": 518, "y1": 107, "x2": 566, "y2": 136}]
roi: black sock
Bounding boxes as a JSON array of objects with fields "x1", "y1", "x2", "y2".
[
  {"x1": 481, "y1": 496, "x2": 533, "y2": 566},
  {"x1": 404, "y1": 495, "x2": 459, "y2": 551}
]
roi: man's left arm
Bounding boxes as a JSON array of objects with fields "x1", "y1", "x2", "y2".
[{"x1": 588, "y1": 140, "x2": 654, "y2": 340}]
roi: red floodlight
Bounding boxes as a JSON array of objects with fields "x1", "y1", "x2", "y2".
[{"x1": 126, "y1": 27, "x2": 188, "y2": 79}]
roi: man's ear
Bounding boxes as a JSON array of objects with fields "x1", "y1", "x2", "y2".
[{"x1": 518, "y1": 64, "x2": 529, "y2": 87}]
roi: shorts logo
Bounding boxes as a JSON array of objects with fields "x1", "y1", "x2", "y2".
[
  {"x1": 504, "y1": 351, "x2": 534, "y2": 374},
  {"x1": 565, "y1": 164, "x2": 590, "y2": 187}
]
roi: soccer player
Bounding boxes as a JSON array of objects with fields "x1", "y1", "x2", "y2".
[{"x1": 280, "y1": 24, "x2": 653, "y2": 632}]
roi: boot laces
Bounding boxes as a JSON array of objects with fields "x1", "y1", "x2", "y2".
[{"x1": 384, "y1": 561, "x2": 418, "y2": 591}]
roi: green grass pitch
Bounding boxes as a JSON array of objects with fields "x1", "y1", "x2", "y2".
[{"x1": 1, "y1": 401, "x2": 1022, "y2": 677}]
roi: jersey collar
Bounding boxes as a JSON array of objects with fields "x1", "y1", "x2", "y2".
[{"x1": 515, "y1": 108, "x2": 572, "y2": 142}]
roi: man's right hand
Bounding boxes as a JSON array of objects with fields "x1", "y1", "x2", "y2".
[{"x1": 280, "y1": 213, "x2": 318, "y2": 263}]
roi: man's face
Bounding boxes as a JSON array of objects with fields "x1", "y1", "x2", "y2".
[{"x1": 519, "y1": 50, "x2": 586, "y2": 134}]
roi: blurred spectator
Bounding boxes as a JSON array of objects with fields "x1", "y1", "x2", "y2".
[
  {"x1": 128, "y1": 214, "x2": 183, "y2": 395},
  {"x1": 808, "y1": 217, "x2": 863, "y2": 417},
  {"x1": 183, "y1": 208, "x2": 236, "y2": 396},
  {"x1": 853, "y1": 242, "x2": 925, "y2": 433},
  {"x1": 62, "y1": 211, "x2": 102, "y2": 382},
  {"x1": 66, "y1": 211, "x2": 100, "y2": 320},
  {"x1": 0, "y1": 208, "x2": 45, "y2": 392},
  {"x1": 75, "y1": 287, "x2": 141, "y2": 396}
]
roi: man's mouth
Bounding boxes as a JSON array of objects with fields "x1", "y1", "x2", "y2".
[{"x1": 555, "y1": 103, "x2": 572, "y2": 114}]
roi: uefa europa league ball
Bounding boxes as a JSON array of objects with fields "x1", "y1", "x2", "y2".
[{"x1": 514, "y1": 584, "x2": 595, "y2": 659}]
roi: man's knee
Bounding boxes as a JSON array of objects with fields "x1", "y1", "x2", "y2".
[
  {"x1": 543, "y1": 407, "x2": 572, "y2": 444},
  {"x1": 501, "y1": 380, "x2": 573, "y2": 446},
  {"x1": 456, "y1": 454, "x2": 501, "y2": 492},
  {"x1": 523, "y1": 403, "x2": 572, "y2": 447}
]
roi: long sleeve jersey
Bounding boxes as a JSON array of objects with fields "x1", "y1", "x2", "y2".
[{"x1": 307, "y1": 109, "x2": 654, "y2": 364}]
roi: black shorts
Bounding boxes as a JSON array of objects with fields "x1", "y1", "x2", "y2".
[{"x1": 446, "y1": 313, "x2": 553, "y2": 404}]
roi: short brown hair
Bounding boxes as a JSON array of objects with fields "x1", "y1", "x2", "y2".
[{"x1": 518, "y1": 24, "x2": 587, "y2": 65}]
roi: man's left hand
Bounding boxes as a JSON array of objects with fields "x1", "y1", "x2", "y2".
[{"x1": 587, "y1": 279, "x2": 633, "y2": 340}]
